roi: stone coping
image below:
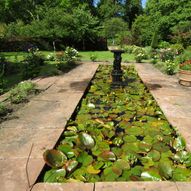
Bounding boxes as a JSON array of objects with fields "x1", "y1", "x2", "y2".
[
  {"x1": 0, "y1": 63, "x2": 99, "y2": 191},
  {"x1": 32, "y1": 182, "x2": 190, "y2": 191},
  {"x1": 1, "y1": 62, "x2": 191, "y2": 191}
]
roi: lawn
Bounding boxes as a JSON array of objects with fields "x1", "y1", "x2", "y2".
[
  {"x1": 78, "y1": 51, "x2": 135, "y2": 62},
  {"x1": 1, "y1": 51, "x2": 151, "y2": 63}
]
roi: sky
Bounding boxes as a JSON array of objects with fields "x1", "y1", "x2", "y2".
[
  {"x1": 142, "y1": 0, "x2": 147, "y2": 7},
  {"x1": 94, "y1": 0, "x2": 147, "y2": 8}
]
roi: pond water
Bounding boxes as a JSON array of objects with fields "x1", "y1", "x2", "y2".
[{"x1": 42, "y1": 65, "x2": 191, "y2": 182}]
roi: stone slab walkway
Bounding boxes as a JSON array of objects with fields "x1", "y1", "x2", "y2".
[
  {"x1": 0, "y1": 62, "x2": 191, "y2": 191},
  {"x1": 0, "y1": 63, "x2": 98, "y2": 191},
  {"x1": 135, "y1": 63, "x2": 191, "y2": 151}
]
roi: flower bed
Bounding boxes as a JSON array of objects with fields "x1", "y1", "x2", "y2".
[{"x1": 42, "y1": 65, "x2": 191, "y2": 183}]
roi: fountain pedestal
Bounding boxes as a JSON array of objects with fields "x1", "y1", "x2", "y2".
[{"x1": 111, "y1": 50, "x2": 125, "y2": 88}]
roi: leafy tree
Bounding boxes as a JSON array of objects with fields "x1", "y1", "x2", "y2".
[
  {"x1": 123, "y1": 0, "x2": 143, "y2": 28},
  {"x1": 131, "y1": 14, "x2": 155, "y2": 46},
  {"x1": 5, "y1": 4, "x2": 100, "y2": 50},
  {"x1": 97, "y1": 0, "x2": 123, "y2": 21},
  {"x1": 103, "y1": 17, "x2": 129, "y2": 45}
]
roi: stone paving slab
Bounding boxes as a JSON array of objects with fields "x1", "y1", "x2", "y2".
[
  {"x1": 32, "y1": 183, "x2": 94, "y2": 191},
  {"x1": 32, "y1": 76, "x2": 59, "y2": 91},
  {"x1": 176, "y1": 182, "x2": 191, "y2": 191},
  {"x1": 0, "y1": 158, "x2": 44, "y2": 191},
  {"x1": 0, "y1": 63, "x2": 98, "y2": 191},
  {"x1": 0, "y1": 128, "x2": 63, "y2": 159},
  {"x1": 95, "y1": 182, "x2": 178, "y2": 191},
  {"x1": 135, "y1": 63, "x2": 191, "y2": 151}
]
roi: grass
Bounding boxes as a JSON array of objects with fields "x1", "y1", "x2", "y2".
[
  {"x1": 79, "y1": 51, "x2": 135, "y2": 62},
  {"x1": 1, "y1": 51, "x2": 151, "y2": 63}
]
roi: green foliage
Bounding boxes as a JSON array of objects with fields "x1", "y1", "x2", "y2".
[
  {"x1": 165, "y1": 60, "x2": 178, "y2": 75},
  {"x1": 56, "y1": 47, "x2": 78, "y2": 72},
  {"x1": 158, "y1": 41, "x2": 171, "y2": 49},
  {"x1": 170, "y1": 44, "x2": 184, "y2": 55},
  {"x1": 0, "y1": 102, "x2": 8, "y2": 116},
  {"x1": 151, "y1": 31, "x2": 159, "y2": 49},
  {"x1": 43, "y1": 65, "x2": 191, "y2": 182},
  {"x1": 131, "y1": 14, "x2": 154, "y2": 46},
  {"x1": 171, "y1": 21, "x2": 191, "y2": 48},
  {"x1": 133, "y1": 47, "x2": 147, "y2": 62},
  {"x1": 90, "y1": 54, "x2": 98, "y2": 62},
  {"x1": 133, "y1": 0, "x2": 191, "y2": 46},
  {"x1": 180, "y1": 60, "x2": 191, "y2": 71},
  {"x1": 103, "y1": 17, "x2": 129, "y2": 45},
  {"x1": 123, "y1": 0, "x2": 143, "y2": 28},
  {"x1": 159, "y1": 48, "x2": 175, "y2": 62},
  {"x1": 175, "y1": 50, "x2": 191, "y2": 64},
  {"x1": 22, "y1": 47, "x2": 45, "y2": 79},
  {"x1": 9, "y1": 81, "x2": 36, "y2": 104}
]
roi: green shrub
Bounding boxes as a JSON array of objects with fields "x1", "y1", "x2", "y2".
[
  {"x1": 0, "y1": 56, "x2": 6, "y2": 94},
  {"x1": 151, "y1": 55, "x2": 158, "y2": 64},
  {"x1": 165, "y1": 60, "x2": 178, "y2": 75},
  {"x1": 175, "y1": 51, "x2": 191, "y2": 64},
  {"x1": 56, "y1": 47, "x2": 79, "y2": 72},
  {"x1": 46, "y1": 53, "x2": 56, "y2": 61},
  {"x1": 22, "y1": 47, "x2": 45, "y2": 79},
  {"x1": 90, "y1": 54, "x2": 97, "y2": 62},
  {"x1": 9, "y1": 81, "x2": 36, "y2": 104},
  {"x1": 151, "y1": 31, "x2": 159, "y2": 49},
  {"x1": 0, "y1": 102, "x2": 9, "y2": 116},
  {"x1": 170, "y1": 44, "x2": 184, "y2": 55},
  {"x1": 158, "y1": 41, "x2": 171, "y2": 49},
  {"x1": 159, "y1": 48, "x2": 175, "y2": 62},
  {"x1": 123, "y1": 45, "x2": 135, "y2": 54},
  {"x1": 133, "y1": 47, "x2": 147, "y2": 62}
]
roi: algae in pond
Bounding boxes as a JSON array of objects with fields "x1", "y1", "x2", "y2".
[{"x1": 42, "y1": 65, "x2": 191, "y2": 183}]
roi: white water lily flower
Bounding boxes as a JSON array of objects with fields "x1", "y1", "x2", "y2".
[{"x1": 87, "y1": 103, "x2": 95, "y2": 108}]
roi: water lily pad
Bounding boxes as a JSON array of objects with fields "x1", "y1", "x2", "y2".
[
  {"x1": 138, "y1": 143, "x2": 152, "y2": 153},
  {"x1": 100, "y1": 151, "x2": 116, "y2": 161},
  {"x1": 79, "y1": 132, "x2": 95, "y2": 149},
  {"x1": 147, "y1": 150, "x2": 161, "y2": 162},
  {"x1": 141, "y1": 169, "x2": 162, "y2": 181},
  {"x1": 173, "y1": 136, "x2": 186, "y2": 151},
  {"x1": 140, "y1": 157, "x2": 155, "y2": 168},
  {"x1": 112, "y1": 137, "x2": 124, "y2": 146},
  {"x1": 65, "y1": 160, "x2": 78, "y2": 173},
  {"x1": 113, "y1": 159, "x2": 130, "y2": 170},
  {"x1": 44, "y1": 169, "x2": 66, "y2": 182},
  {"x1": 172, "y1": 167, "x2": 191, "y2": 181},
  {"x1": 77, "y1": 152, "x2": 93, "y2": 166},
  {"x1": 123, "y1": 135, "x2": 137, "y2": 143},
  {"x1": 87, "y1": 165, "x2": 101, "y2": 174},
  {"x1": 57, "y1": 144, "x2": 75, "y2": 159},
  {"x1": 122, "y1": 142, "x2": 139, "y2": 153},
  {"x1": 102, "y1": 167, "x2": 120, "y2": 181},
  {"x1": 126, "y1": 126, "x2": 144, "y2": 136},
  {"x1": 159, "y1": 160, "x2": 173, "y2": 179},
  {"x1": 43, "y1": 149, "x2": 67, "y2": 168}
]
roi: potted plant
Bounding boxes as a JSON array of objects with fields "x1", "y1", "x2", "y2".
[{"x1": 179, "y1": 60, "x2": 191, "y2": 87}]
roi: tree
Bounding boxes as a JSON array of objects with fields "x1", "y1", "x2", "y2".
[
  {"x1": 70, "y1": 5, "x2": 100, "y2": 50},
  {"x1": 123, "y1": 0, "x2": 143, "y2": 28},
  {"x1": 103, "y1": 17, "x2": 129, "y2": 45},
  {"x1": 97, "y1": 0, "x2": 123, "y2": 21},
  {"x1": 5, "y1": 4, "x2": 100, "y2": 50}
]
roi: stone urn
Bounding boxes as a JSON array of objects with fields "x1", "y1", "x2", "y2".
[{"x1": 178, "y1": 70, "x2": 191, "y2": 87}]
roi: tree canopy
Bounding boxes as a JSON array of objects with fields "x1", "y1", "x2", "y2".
[{"x1": 0, "y1": 0, "x2": 190, "y2": 49}]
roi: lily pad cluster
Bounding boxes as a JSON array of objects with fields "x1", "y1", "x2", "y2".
[{"x1": 43, "y1": 65, "x2": 191, "y2": 183}]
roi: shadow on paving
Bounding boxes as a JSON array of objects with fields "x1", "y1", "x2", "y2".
[{"x1": 70, "y1": 78, "x2": 92, "y2": 91}]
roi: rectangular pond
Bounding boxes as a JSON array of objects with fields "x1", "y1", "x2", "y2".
[{"x1": 41, "y1": 65, "x2": 191, "y2": 183}]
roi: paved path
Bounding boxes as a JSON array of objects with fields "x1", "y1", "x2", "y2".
[
  {"x1": 135, "y1": 63, "x2": 191, "y2": 151},
  {"x1": 0, "y1": 62, "x2": 191, "y2": 191},
  {"x1": 0, "y1": 62, "x2": 98, "y2": 191}
]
